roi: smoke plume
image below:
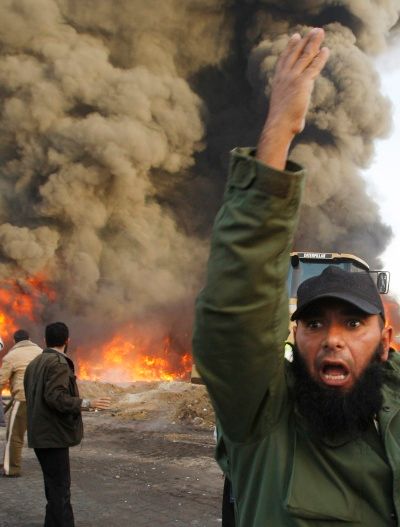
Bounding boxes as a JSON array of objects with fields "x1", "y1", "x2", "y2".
[{"x1": 0, "y1": 1, "x2": 399, "y2": 359}]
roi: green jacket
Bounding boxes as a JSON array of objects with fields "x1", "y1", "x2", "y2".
[
  {"x1": 24, "y1": 348, "x2": 83, "y2": 448},
  {"x1": 193, "y1": 148, "x2": 400, "y2": 526}
]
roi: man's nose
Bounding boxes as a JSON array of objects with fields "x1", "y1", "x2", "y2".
[{"x1": 322, "y1": 322, "x2": 345, "y2": 350}]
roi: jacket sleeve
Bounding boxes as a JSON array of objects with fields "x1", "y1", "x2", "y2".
[
  {"x1": 193, "y1": 147, "x2": 305, "y2": 442},
  {"x1": 0, "y1": 354, "x2": 12, "y2": 392},
  {"x1": 44, "y1": 360, "x2": 82, "y2": 414}
]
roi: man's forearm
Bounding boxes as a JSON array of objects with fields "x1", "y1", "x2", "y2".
[
  {"x1": 256, "y1": 123, "x2": 294, "y2": 171},
  {"x1": 0, "y1": 367, "x2": 11, "y2": 392},
  {"x1": 256, "y1": 28, "x2": 329, "y2": 171},
  {"x1": 193, "y1": 150, "x2": 305, "y2": 441},
  {"x1": 44, "y1": 373, "x2": 82, "y2": 414},
  {"x1": 45, "y1": 390, "x2": 82, "y2": 414}
]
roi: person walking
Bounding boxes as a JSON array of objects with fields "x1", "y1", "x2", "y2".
[
  {"x1": 24, "y1": 321, "x2": 111, "y2": 527},
  {"x1": 0, "y1": 329, "x2": 41, "y2": 476}
]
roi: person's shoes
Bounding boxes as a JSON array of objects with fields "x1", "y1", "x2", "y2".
[{"x1": 2, "y1": 473, "x2": 21, "y2": 478}]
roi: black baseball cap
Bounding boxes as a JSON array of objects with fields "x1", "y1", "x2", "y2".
[{"x1": 291, "y1": 266, "x2": 385, "y2": 322}]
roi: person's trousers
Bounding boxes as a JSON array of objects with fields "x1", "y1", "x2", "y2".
[
  {"x1": 3, "y1": 400, "x2": 26, "y2": 476},
  {"x1": 222, "y1": 476, "x2": 236, "y2": 527},
  {"x1": 34, "y1": 447, "x2": 75, "y2": 527},
  {"x1": 0, "y1": 396, "x2": 6, "y2": 426}
]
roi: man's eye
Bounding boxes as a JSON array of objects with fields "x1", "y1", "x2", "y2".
[
  {"x1": 306, "y1": 320, "x2": 322, "y2": 329},
  {"x1": 347, "y1": 319, "x2": 361, "y2": 328}
]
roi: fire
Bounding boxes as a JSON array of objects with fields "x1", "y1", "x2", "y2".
[
  {"x1": 0, "y1": 275, "x2": 54, "y2": 342},
  {"x1": 0, "y1": 275, "x2": 55, "y2": 395},
  {"x1": 26, "y1": 275, "x2": 57, "y2": 302},
  {"x1": 0, "y1": 274, "x2": 192, "y2": 383},
  {"x1": 76, "y1": 331, "x2": 192, "y2": 382},
  {"x1": 383, "y1": 297, "x2": 400, "y2": 351}
]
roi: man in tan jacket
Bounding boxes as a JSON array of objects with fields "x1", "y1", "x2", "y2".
[{"x1": 0, "y1": 329, "x2": 41, "y2": 476}]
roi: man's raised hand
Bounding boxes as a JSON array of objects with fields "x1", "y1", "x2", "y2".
[{"x1": 257, "y1": 28, "x2": 329, "y2": 170}]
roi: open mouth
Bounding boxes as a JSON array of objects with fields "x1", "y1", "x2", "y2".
[{"x1": 319, "y1": 361, "x2": 350, "y2": 387}]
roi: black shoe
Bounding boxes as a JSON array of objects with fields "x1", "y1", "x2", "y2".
[{"x1": 2, "y1": 473, "x2": 21, "y2": 478}]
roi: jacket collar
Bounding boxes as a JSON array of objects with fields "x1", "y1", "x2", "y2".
[
  {"x1": 43, "y1": 347, "x2": 75, "y2": 372},
  {"x1": 10, "y1": 339, "x2": 34, "y2": 350}
]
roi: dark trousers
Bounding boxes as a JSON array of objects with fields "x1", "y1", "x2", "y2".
[
  {"x1": 34, "y1": 447, "x2": 75, "y2": 527},
  {"x1": 222, "y1": 476, "x2": 236, "y2": 527},
  {"x1": 0, "y1": 396, "x2": 5, "y2": 426}
]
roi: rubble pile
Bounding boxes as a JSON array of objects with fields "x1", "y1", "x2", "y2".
[{"x1": 78, "y1": 380, "x2": 214, "y2": 429}]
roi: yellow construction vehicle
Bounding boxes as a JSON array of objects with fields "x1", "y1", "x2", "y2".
[
  {"x1": 191, "y1": 251, "x2": 390, "y2": 383},
  {"x1": 287, "y1": 251, "x2": 389, "y2": 316}
]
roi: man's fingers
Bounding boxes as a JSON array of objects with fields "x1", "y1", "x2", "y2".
[
  {"x1": 292, "y1": 28, "x2": 325, "y2": 74},
  {"x1": 305, "y1": 47, "x2": 330, "y2": 80},
  {"x1": 275, "y1": 32, "x2": 302, "y2": 73},
  {"x1": 91, "y1": 397, "x2": 112, "y2": 409},
  {"x1": 282, "y1": 28, "x2": 323, "y2": 71}
]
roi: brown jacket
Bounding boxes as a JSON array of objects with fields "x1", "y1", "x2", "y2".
[{"x1": 0, "y1": 340, "x2": 42, "y2": 401}]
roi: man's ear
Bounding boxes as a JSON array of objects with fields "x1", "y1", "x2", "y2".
[{"x1": 380, "y1": 324, "x2": 392, "y2": 362}]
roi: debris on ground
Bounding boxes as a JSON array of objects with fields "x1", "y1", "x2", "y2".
[{"x1": 78, "y1": 380, "x2": 215, "y2": 429}]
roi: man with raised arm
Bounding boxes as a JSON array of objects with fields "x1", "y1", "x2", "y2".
[{"x1": 193, "y1": 29, "x2": 400, "y2": 526}]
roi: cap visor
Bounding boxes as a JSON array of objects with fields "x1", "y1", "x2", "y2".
[{"x1": 291, "y1": 292, "x2": 382, "y2": 321}]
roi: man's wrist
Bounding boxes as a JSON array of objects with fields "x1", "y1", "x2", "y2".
[
  {"x1": 81, "y1": 398, "x2": 91, "y2": 410},
  {"x1": 256, "y1": 122, "x2": 295, "y2": 170}
]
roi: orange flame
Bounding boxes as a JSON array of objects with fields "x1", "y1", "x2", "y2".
[
  {"x1": 76, "y1": 332, "x2": 192, "y2": 382},
  {"x1": 0, "y1": 275, "x2": 55, "y2": 342},
  {"x1": 0, "y1": 275, "x2": 192, "y2": 383}
]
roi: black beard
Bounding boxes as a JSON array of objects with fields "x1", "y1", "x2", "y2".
[{"x1": 291, "y1": 344, "x2": 384, "y2": 440}]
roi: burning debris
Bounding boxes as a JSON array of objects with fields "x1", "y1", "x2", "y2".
[
  {"x1": 77, "y1": 331, "x2": 192, "y2": 382},
  {"x1": 0, "y1": 1, "x2": 399, "y2": 379},
  {"x1": 0, "y1": 275, "x2": 55, "y2": 342}
]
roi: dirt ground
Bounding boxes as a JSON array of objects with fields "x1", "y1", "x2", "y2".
[{"x1": 0, "y1": 381, "x2": 223, "y2": 527}]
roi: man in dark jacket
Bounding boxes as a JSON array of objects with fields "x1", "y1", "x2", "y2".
[
  {"x1": 193, "y1": 29, "x2": 400, "y2": 526},
  {"x1": 24, "y1": 322, "x2": 110, "y2": 527}
]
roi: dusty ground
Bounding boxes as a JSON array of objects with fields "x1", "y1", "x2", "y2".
[{"x1": 0, "y1": 381, "x2": 223, "y2": 527}]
